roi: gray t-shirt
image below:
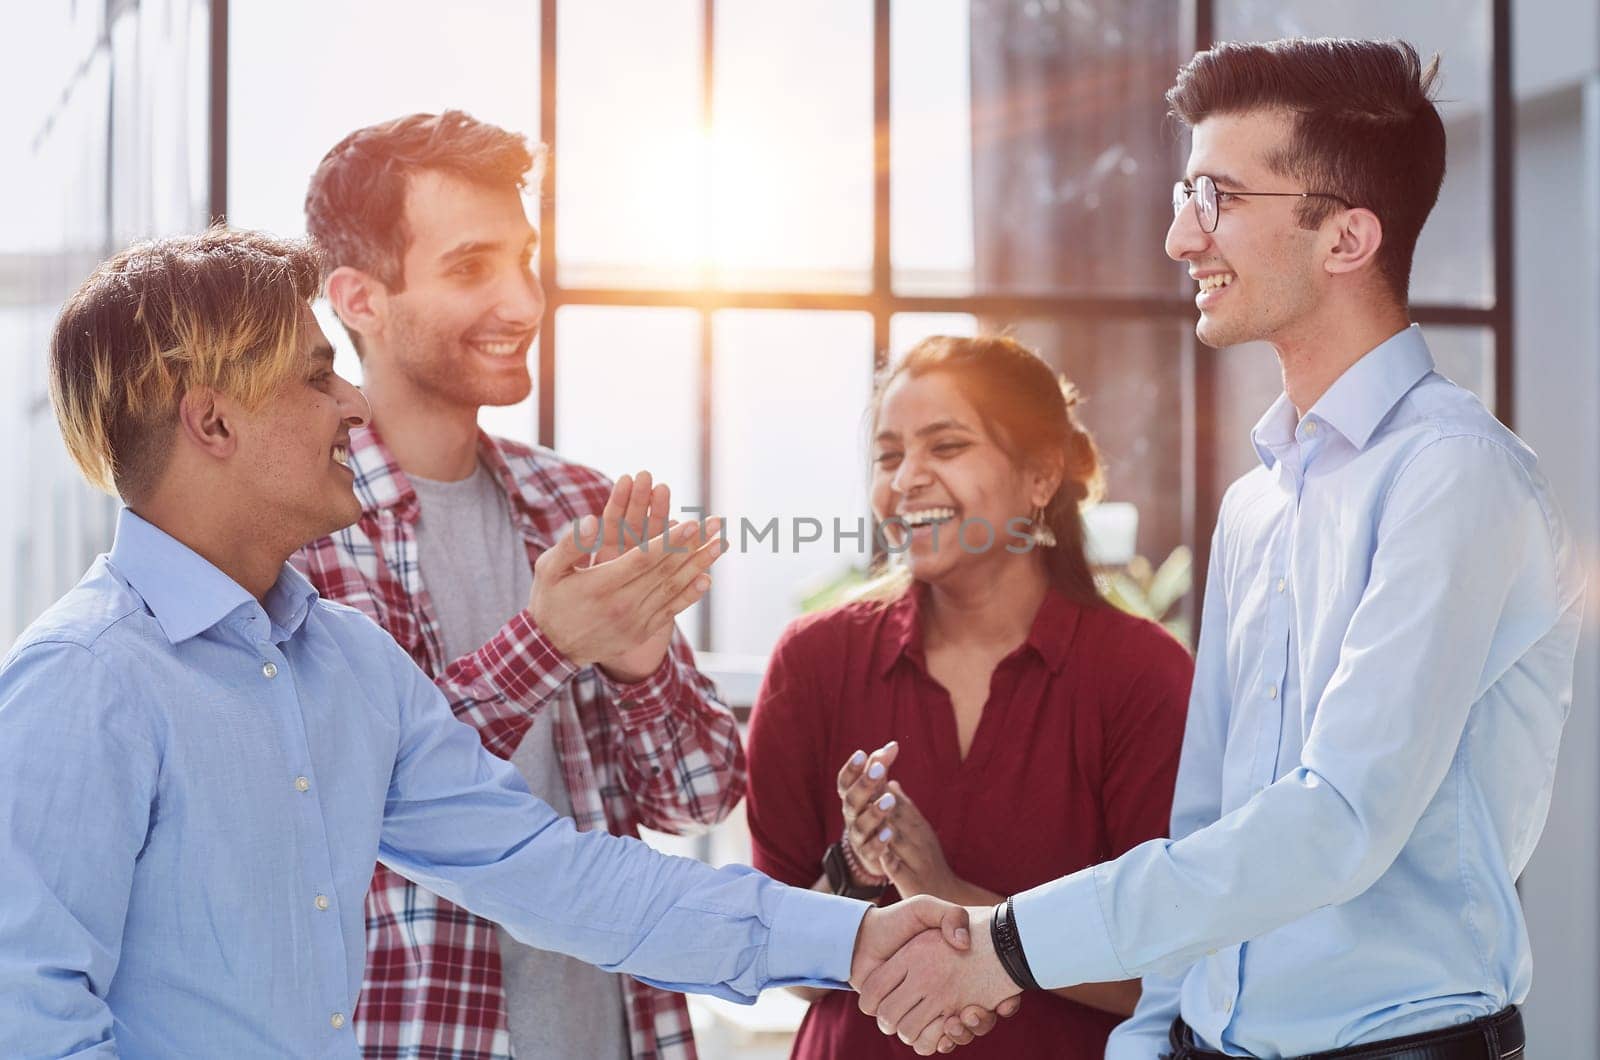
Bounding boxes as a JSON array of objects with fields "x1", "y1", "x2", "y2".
[{"x1": 410, "y1": 463, "x2": 630, "y2": 1060}]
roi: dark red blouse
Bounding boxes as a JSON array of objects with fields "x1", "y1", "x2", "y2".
[{"x1": 746, "y1": 585, "x2": 1194, "y2": 1060}]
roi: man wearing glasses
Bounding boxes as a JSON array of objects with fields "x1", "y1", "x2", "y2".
[{"x1": 853, "y1": 38, "x2": 1583, "y2": 1060}]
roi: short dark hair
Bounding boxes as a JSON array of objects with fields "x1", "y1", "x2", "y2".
[
  {"x1": 50, "y1": 227, "x2": 321, "y2": 501},
  {"x1": 304, "y1": 110, "x2": 537, "y2": 291},
  {"x1": 1167, "y1": 38, "x2": 1445, "y2": 302}
]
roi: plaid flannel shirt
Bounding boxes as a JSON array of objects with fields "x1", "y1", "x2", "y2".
[{"x1": 292, "y1": 423, "x2": 745, "y2": 1060}]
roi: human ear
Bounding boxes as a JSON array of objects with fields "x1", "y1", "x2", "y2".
[
  {"x1": 1324, "y1": 207, "x2": 1384, "y2": 278},
  {"x1": 176, "y1": 387, "x2": 237, "y2": 461},
  {"x1": 325, "y1": 265, "x2": 386, "y2": 343}
]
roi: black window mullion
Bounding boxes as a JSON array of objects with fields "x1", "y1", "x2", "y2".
[
  {"x1": 537, "y1": 0, "x2": 559, "y2": 450},
  {"x1": 1490, "y1": 0, "x2": 1515, "y2": 427},
  {"x1": 698, "y1": 0, "x2": 716, "y2": 650},
  {"x1": 872, "y1": 0, "x2": 892, "y2": 374},
  {"x1": 1181, "y1": 0, "x2": 1217, "y2": 632}
]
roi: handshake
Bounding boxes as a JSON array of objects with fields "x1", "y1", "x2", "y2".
[{"x1": 848, "y1": 895, "x2": 1028, "y2": 1055}]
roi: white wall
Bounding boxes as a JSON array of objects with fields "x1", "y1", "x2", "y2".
[{"x1": 1511, "y1": 3, "x2": 1600, "y2": 1050}]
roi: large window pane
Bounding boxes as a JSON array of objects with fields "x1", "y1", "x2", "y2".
[
  {"x1": 711, "y1": 0, "x2": 873, "y2": 291},
  {"x1": 556, "y1": 0, "x2": 703, "y2": 289},
  {"x1": 228, "y1": 0, "x2": 539, "y2": 241},
  {"x1": 710, "y1": 310, "x2": 874, "y2": 655},
  {"x1": 1209, "y1": 340, "x2": 1283, "y2": 488},
  {"x1": 555, "y1": 306, "x2": 703, "y2": 646},
  {"x1": 1426, "y1": 326, "x2": 1494, "y2": 410},
  {"x1": 895, "y1": 0, "x2": 1189, "y2": 297},
  {"x1": 889, "y1": 312, "x2": 979, "y2": 362},
  {"x1": 890, "y1": 0, "x2": 974, "y2": 295},
  {"x1": 1216, "y1": 1, "x2": 1493, "y2": 306},
  {"x1": 1006, "y1": 318, "x2": 1189, "y2": 570},
  {"x1": 110, "y1": 0, "x2": 210, "y2": 242},
  {"x1": 554, "y1": 305, "x2": 702, "y2": 506}
]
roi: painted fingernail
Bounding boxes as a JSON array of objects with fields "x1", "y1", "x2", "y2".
[
  {"x1": 879, "y1": 827, "x2": 893, "y2": 842},
  {"x1": 877, "y1": 793, "x2": 895, "y2": 811},
  {"x1": 868, "y1": 762, "x2": 885, "y2": 779},
  {"x1": 850, "y1": 750, "x2": 866, "y2": 766}
]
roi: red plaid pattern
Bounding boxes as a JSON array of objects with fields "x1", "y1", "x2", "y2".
[{"x1": 293, "y1": 423, "x2": 745, "y2": 1060}]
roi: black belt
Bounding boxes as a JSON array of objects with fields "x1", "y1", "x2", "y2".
[{"x1": 1165, "y1": 1007, "x2": 1524, "y2": 1060}]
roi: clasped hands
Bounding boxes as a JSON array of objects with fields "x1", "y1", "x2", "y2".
[
  {"x1": 849, "y1": 899, "x2": 1024, "y2": 1054},
  {"x1": 840, "y1": 744, "x2": 1025, "y2": 1054}
]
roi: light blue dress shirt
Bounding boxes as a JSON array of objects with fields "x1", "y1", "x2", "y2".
[
  {"x1": 0, "y1": 510, "x2": 867, "y2": 1058},
  {"x1": 1011, "y1": 326, "x2": 1584, "y2": 1057}
]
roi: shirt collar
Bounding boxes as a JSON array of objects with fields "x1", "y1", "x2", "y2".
[
  {"x1": 108, "y1": 507, "x2": 319, "y2": 644},
  {"x1": 1251, "y1": 324, "x2": 1435, "y2": 469},
  {"x1": 875, "y1": 581, "x2": 1082, "y2": 677},
  {"x1": 347, "y1": 421, "x2": 552, "y2": 530}
]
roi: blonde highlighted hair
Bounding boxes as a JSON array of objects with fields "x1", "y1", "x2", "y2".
[{"x1": 49, "y1": 227, "x2": 322, "y2": 500}]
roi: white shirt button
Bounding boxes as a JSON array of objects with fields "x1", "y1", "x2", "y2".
[
  {"x1": 1303, "y1": 421, "x2": 1318, "y2": 436},
  {"x1": 295, "y1": 776, "x2": 310, "y2": 792},
  {"x1": 331, "y1": 1012, "x2": 346, "y2": 1029},
  {"x1": 261, "y1": 661, "x2": 278, "y2": 679},
  {"x1": 1268, "y1": 684, "x2": 1279, "y2": 700},
  {"x1": 314, "y1": 894, "x2": 330, "y2": 911},
  {"x1": 1277, "y1": 577, "x2": 1286, "y2": 593}
]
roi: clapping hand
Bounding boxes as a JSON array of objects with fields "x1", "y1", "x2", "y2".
[
  {"x1": 837, "y1": 742, "x2": 901, "y2": 882},
  {"x1": 527, "y1": 471, "x2": 725, "y2": 683},
  {"x1": 879, "y1": 781, "x2": 959, "y2": 900}
]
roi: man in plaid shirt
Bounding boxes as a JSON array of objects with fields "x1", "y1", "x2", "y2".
[{"x1": 296, "y1": 110, "x2": 743, "y2": 1059}]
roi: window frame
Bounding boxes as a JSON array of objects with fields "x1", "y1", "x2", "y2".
[{"x1": 208, "y1": 0, "x2": 1515, "y2": 648}]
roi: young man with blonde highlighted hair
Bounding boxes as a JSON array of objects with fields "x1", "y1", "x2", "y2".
[{"x1": 0, "y1": 227, "x2": 1000, "y2": 1058}]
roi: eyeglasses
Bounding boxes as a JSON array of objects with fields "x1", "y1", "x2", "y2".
[{"x1": 1172, "y1": 174, "x2": 1355, "y2": 234}]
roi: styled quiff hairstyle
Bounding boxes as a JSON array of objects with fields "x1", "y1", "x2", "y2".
[
  {"x1": 49, "y1": 227, "x2": 321, "y2": 501},
  {"x1": 304, "y1": 109, "x2": 538, "y2": 291},
  {"x1": 1167, "y1": 38, "x2": 1446, "y2": 302},
  {"x1": 866, "y1": 335, "x2": 1105, "y2": 608}
]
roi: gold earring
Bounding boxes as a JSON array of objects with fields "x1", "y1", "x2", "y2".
[{"x1": 1030, "y1": 506, "x2": 1057, "y2": 548}]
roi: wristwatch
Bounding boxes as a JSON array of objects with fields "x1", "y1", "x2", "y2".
[{"x1": 822, "y1": 840, "x2": 889, "y2": 900}]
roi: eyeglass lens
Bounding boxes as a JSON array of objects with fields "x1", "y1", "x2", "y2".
[{"x1": 1172, "y1": 175, "x2": 1218, "y2": 233}]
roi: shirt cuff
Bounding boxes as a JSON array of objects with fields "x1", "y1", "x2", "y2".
[
  {"x1": 488, "y1": 610, "x2": 581, "y2": 705},
  {"x1": 1009, "y1": 864, "x2": 1126, "y2": 989},
  {"x1": 765, "y1": 885, "x2": 870, "y2": 987},
  {"x1": 591, "y1": 650, "x2": 679, "y2": 724}
]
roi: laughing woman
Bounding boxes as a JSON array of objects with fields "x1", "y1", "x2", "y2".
[{"x1": 746, "y1": 335, "x2": 1194, "y2": 1059}]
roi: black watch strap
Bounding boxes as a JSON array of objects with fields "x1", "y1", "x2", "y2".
[
  {"x1": 990, "y1": 896, "x2": 1042, "y2": 992},
  {"x1": 822, "y1": 841, "x2": 888, "y2": 900}
]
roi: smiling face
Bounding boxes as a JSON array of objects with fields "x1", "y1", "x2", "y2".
[
  {"x1": 1166, "y1": 109, "x2": 1328, "y2": 349},
  {"x1": 870, "y1": 370, "x2": 1045, "y2": 585},
  {"x1": 375, "y1": 169, "x2": 545, "y2": 410},
  {"x1": 230, "y1": 305, "x2": 371, "y2": 547}
]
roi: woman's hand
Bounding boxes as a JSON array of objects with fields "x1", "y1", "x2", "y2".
[
  {"x1": 880, "y1": 781, "x2": 960, "y2": 899},
  {"x1": 837, "y1": 742, "x2": 900, "y2": 880}
]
